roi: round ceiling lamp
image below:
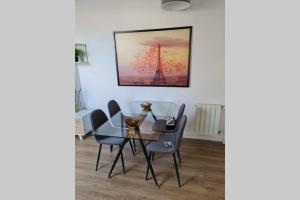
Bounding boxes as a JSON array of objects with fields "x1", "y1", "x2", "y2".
[{"x1": 161, "y1": 0, "x2": 191, "y2": 11}]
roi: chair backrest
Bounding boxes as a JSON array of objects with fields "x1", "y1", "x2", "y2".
[
  {"x1": 90, "y1": 109, "x2": 109, "y2": 131},
  {"x1": 174, "y1": 104, "x2": 185, "y2": 132},
  {"x1": 174, "y1": 115, "x2": 187, "y2": 150},
  {"x1": 176, "y1": 104, "x2": 185, "y2": 121},
  {"x1": 108, "y1": 100, "x2": 121, "y2": 118}
]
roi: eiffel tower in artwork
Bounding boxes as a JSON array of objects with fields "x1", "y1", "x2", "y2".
[{"x1": 151, "y1": 43, "x2": 167, "y2": 85}]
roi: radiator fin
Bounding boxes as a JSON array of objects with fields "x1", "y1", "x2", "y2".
[{"x1": 194, "y1": 103, "x2": 223, "y2": 136}]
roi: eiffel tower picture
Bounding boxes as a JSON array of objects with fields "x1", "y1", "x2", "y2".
[
  {"x1": 151, "y1": 43, "x2": 167, "y2": 85},
  {"x1": 114, "y1": 27, "x2": 191, "y2": 87}
]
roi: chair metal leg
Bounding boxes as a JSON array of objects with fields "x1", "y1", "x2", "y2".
[
  {"x1": 173, "y1": 153, "x2": 181, "y2": 187},
  {"x1": 120, "y1": 151, "x2": 125, "y2": 174},
  {"x1": 152, "y1": 152, "x2": 155, "y2": 160},
  {"x1": 177, "y1": 150, "x2": 182, "y2": 163},
  {"x1": 128, "y1": 139, "x2": 135, "y2": 157},
  {"x1": 110, "y1": 145, "x2": 113, "y2": 152},
  {"x1": 95, "y1": 144, "x2": 102, "y2": 171},
  {"x1": 133, "y1": 138, "x2": 136, "y2": 152},
  {"x1": 145, "y1": 151, "x2": 152, "y2": 180},
  {"x1": 108, "y1": 141, "x2": 126, "y2": 178},
  {"x1": 139, "y1": 140, "x2": 159, "y2": 187}
]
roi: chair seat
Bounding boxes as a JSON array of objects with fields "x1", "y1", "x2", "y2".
[
  {"x1": 146, "y1": 133, "x2": 176, "y2": 153},
  {"x1": 94, "y1": 135, "x2": 125, "y2": 145},
  {"x1": 160, "y1": 133, "x2": 176, "y2": 142},
  {"x1": 145, "y1": 133, "x2": 175, "y2": 145}
]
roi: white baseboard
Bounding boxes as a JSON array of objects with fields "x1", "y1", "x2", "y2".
[{"x1": 183, "y1": 131, "x2": 224, "y2": 142}]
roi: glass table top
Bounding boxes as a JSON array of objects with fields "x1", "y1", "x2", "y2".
[
  {"x1": 122, "y1": 101, "x2": 177, "y2": 117},
  {"x1": 92, "y1": 101, "x2": 177, "y2": 141}
]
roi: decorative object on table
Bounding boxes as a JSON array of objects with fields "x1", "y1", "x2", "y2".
[
  {"x1": 161, "y1": 0, "x2": 191, "y2": 11},
  {"x1": 125, "y1": 118, "x2": 139, "y2": 137},
  {"x1": 113, "y1": 26, "x2": 192, "y2": 87},
  {"x1": 140, "y1": 101, "x2": 152, "y2": 111},
  {"x1": 75, "y1": 89, "x2": 82, "y2": 112},
  {"x1": 125, "y1": 118, "x2": 139, "y2": 127},
  {"x1": 75, "y1": 43, "x2": 88, "y2": 63}
]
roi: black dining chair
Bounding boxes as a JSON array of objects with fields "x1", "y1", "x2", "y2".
[
  {"x1": 90, "y1": 109, "x2": 128, "y2": 176},
  {"x1": 152, "y1": 104, "x2": 185, "y2": 133},
  {"x1": 108, "y1": 99, "x2": 136, "y2": 154},
  {"x1": 145, "y1": 115, "x2": 187, "y2": 187},
  {"x1": 151, "y1": 103, "x2": 185, "y2": 161}
]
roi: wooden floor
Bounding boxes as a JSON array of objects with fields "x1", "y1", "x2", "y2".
[{"x1": 76, "y1": 135, "x2": 225, "y2": 200}]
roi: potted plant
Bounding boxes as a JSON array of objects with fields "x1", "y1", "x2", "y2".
[{"x1": 75, "y1": 48, "x2": 85, "y2": 62}]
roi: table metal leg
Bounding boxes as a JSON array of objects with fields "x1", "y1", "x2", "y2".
[
  {"x1": 149, "y1": 109, "x2": 157, "y2": 121},
  {"x1": 108, "y1": 139, "x2": 126, "y2": 178},
  {"x1": 128, "y1": 139, "x2": 135, "y2": 157},
  {"x1": 138, "y1": 139, "x2": 159, "y2": 187},
  {"x1": 145, "y1": 151, "x2": 152, "y2": 180},
  {"x1": 120, "y1": 152, "x2": 125, "y2": 174}
]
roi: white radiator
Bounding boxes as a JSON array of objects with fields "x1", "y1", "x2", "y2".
[{"x1": 194, "y1": 103, "x2": 224, "y2": 136}]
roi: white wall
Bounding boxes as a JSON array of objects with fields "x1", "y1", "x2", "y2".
[{"x1": 75, "y1": 0, "x2": 224, "y2": 139}]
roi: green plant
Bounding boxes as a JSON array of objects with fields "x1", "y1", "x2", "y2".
[{"x1": 75, "y1": 48, "x2": 85, "y2": 62}]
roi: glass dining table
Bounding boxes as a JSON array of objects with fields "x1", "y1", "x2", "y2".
[{"x1": 92, "y1": 101, "x2": 178, "y2": 187}]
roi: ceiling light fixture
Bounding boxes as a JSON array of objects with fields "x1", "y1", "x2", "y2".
[{"x1": 161, "y1": 0, "x2": 191, "y2": 11}]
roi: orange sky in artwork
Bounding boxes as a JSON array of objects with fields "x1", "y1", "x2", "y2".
[{"x1": 115, "y1": 28, "x2": 190, "y2": 77}]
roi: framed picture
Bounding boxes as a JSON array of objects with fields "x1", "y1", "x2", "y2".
[
  {"x1": 113, "y1": 26, "x2": 192, "y2": 87},
  {"x1": 75, "y1": 43, "x2": 88, "y2": 63}
]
